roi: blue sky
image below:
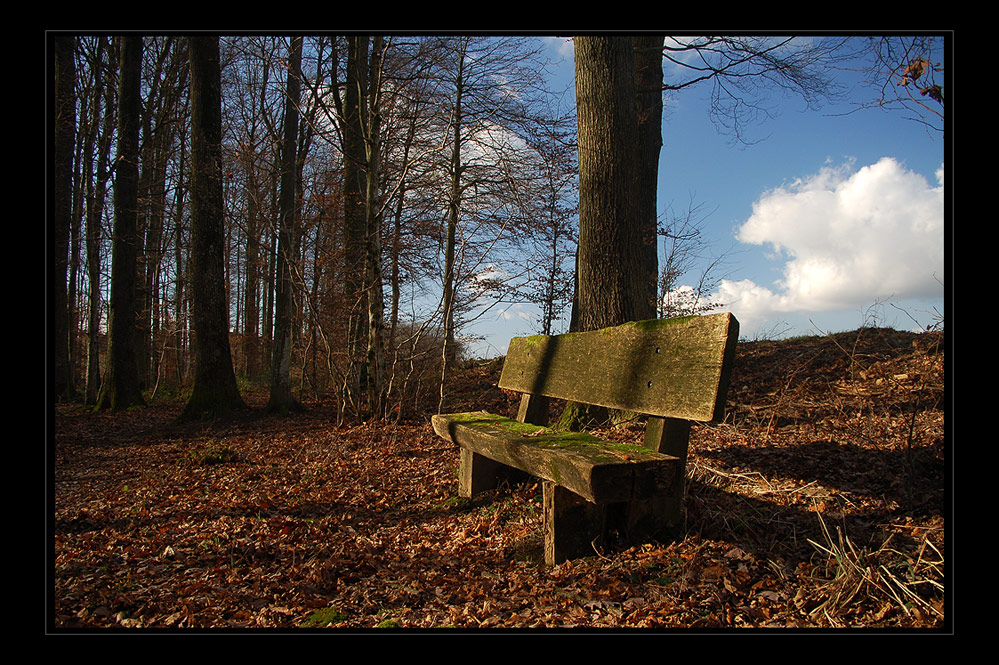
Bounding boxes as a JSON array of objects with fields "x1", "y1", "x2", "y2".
[{"x1": 462, "y1": 36, "x2": 947, "y2": 357}]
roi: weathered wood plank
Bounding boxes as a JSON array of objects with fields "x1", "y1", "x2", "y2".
[
  {"x1": 432, "y1": 412, "x2": 679, "y2": 504},
  {"x1": 543, "y1": 481, "x2": 606, "y2": 565},
  {"x1": 498, "y1": 312, "x2": 739, "y2": 422}
]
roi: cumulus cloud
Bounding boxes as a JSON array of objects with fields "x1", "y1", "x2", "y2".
[
  {"x1": 499, "y1": 303, "x2": 533, "y2": 321},
  {"x1": 710, "y1": 157, "x2": 944, "y2": 331}
]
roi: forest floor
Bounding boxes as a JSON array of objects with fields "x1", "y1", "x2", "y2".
[{"x1": 51, "y1": 326, "x2": 948, "y2": 632}]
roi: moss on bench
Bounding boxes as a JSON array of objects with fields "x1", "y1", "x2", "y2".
[{"x1": 432, "y1": 411, "x2": 679, "y2": 504}]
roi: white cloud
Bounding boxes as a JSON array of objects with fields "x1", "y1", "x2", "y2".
[
  {"x1": 543, "y1": 36, "x2": 574, "y2": 59},
  {"x1": 499, "y1": 303, "x2": 533, "y2": 321},
  {"x1": 709, "y1": 158, "x2": 944, "y2": 332}
]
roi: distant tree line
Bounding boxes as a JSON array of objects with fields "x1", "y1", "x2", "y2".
[{"x1": 51, "y1": 35, "x2": 578, "y2": 421}]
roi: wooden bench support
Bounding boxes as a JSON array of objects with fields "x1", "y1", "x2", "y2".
[
  {"x1": 630, "y1": 416, "x2": 692, "y2": 533},
  {"x1": 544, "y1": 481, "x2": 607, "y2": 564},
  {"x1": 433, "y1": 412, "x2": 682, "y2": 565},
  {"x1": 459, "y1": 448, "x2": 499, "y2": 498},
  {"x1": 432, "y1": 313, "x2": 739, "y2": 566}
]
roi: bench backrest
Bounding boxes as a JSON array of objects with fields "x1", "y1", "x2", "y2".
[{"x1": 498, "y1": 312, "x2": 739, "y2": 422}]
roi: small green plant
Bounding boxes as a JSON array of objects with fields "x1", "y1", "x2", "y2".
[
  {"x1": 436, "y1": 496, "x2": 471, "y2": 512},
  {"x1": 300, "y1": 606, "x2": 346, "y2": 628},
  {"x1": 376, "y1": 618, "x2": 402, "y2": 629},
  {"x1": 183, "y1": 441, "x2": 242, "y2": 467}
]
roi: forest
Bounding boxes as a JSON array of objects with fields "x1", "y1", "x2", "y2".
[
  {"x1": 52, "y1": 35, "x2": 586, "y2": 421},
  {"x1": 51, "y1": 34, "x2": 948, "y2": 631}
]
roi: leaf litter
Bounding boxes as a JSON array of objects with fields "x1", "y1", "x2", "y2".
[{"x1": 52, "y1": 327, "x2": 946, "y2": 630}]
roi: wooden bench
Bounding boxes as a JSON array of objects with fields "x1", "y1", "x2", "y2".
[{"x1": 432, "y1": 312, "x2": 739, "y2": 565}]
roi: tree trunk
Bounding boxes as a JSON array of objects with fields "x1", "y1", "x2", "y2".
[
  {"x1": 140, "y1": 142, "x2": 168, "y2": 391},
  {"x1": 242, "y1": 149, "x2": 262, "y2": 382},
  {"x1": 95, "y1": 36, "x2": 146, "y2": 412},
  {"x1": 576, "y1": 37, "x2": 655, "y2": 330},
  {"x1": 388, "y1": 114, "x2": 417, "y2": 356},
  {"x1": 83, "y1": 37, "x2": 114, "y2": 405},
  {"x1": 632, "y1": 36, "x2": 664, "y2": 320},
  {"x1": 54, "y1": 35, "x2": 76, "y2": 401},
  {"x1": 179, "y1": 35, "x2": 245, "y2": 421},
  {"x1": 364, "y1": 36, "x2": 387, "y2": 418},
  {"x1": 437, "y1": 39, "x2": 468, "y2": 414},
  {"x1": 574, "y1": 35, "x2": 650, "y2": 330},
  {"x1": 559, "y1": 36, "x2": 653, "y2": 430},
  {"x1": 266, "y1": 36, "x2": 304, "y2": 415},
  {"x1": 173, "y1": 126, "x2": 189, "y2": 386},
  {"x1": 69, "y1": 85, "x2": 84, "y2": 402},
  {"x1": 440, "y1": 40, "x2": 465, "y2": 373},
  {"x1": 343, "y1": 36, "x2": 369, "y2": 406}
]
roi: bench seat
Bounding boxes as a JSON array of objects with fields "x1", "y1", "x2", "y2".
[{"x1": 431, "y1": 411, "x2": 680, "y2": 504}]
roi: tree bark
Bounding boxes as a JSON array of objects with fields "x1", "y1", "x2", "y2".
[
  {"x1": 574, "y1": 35, "x2": 651, "y2": 330},
  {"x1": 54, "y1": 35, "x2": 76, "y2": 400},
  {"x1": 559, "y1": 36, "x2": 654, "y2": 430},
  {"x1": 632, "y1": 36, "x2": 665, "y2": 320},
  {"x1": 342, "y1": 36, "x2": 369, "y2": 405},
  {"x1": 83, "y1": 37, "x2": 115, "y2": 405},
  {"x1": 179, "y1": 35, "x2": 245, "y2": 421},
  {"x1": 266, "y1": 36, "x2": 304, "y2": 415},
  {"x1": 95, "y1": 36, "x2": 146, "y2": 412},
  {"x1": 364, "y1": 36, "x2": 387, "y2": 417}
]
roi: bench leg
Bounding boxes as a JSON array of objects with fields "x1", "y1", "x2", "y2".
[
  {"x1": 458, "y1": 448, "x2": 503, "y2": 498},
  {"x1": 459, "y1": 448, "x2": 535, "y2": 499},
  {"x1": 629, "y1": 416, "x2": 691, "y2": 538},
  {"x1": 617, "y1": 495, "x2": 681, "y2": 543},
  {"x1": 543, "y1": 481, "x2": 607, "y2": 565}
]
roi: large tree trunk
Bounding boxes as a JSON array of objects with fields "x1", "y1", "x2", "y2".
[
  {"x1": 266, "y1": 36, "x2": 304, "y2": 415},
  {"x1": 179, "y1": 35, "x2": 245, "y2": 421},
  {"x1": 95, "y1": 36, "x2": 146, "y2": 412},
  {"x1": 559, "y1": 36, "x2": 654, "y2": 430},
  {"x1": 53, "y1": 36, "x2": 76, "y2": 401},
  {"x1": 574, "y1": 35, "x2": 651, "y2": 330}
]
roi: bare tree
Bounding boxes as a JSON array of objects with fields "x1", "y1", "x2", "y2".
[
  {"x1": 656, "y1": 196, "x2": 733, "y2": 318},
  {"x1": 136, "y1": 37, "x2": 189, "y2": 392},
  {"x1": 853, "y1": 35, "x2": 945, "y2": 134},
  {"x1": 179, "y1": 35, "x2": 246, "y2": 421},
  {"x1": 662, "y1": 36, "x2": 852, "y2": 145},
  {"x1": 430, "y1": 37, "x2": 552, "y2": 362},
  {"x1": 266, "y1": 36, "x2": 305, "y2": 415},
  {"x1": 77, "y1": 36, "x2": 117, "y2": 405},
  {"x1": 511, "y1": 105, "x2": 578, "y2": 336},
  {"x1": 54, "y1": 35, "x2": 76, "y2": 401},
  {"x1": 95, "y1": 36, "x2": 146, "y2": 412},
  {"x1": 361, "y1": 36, "x2": 389, "y2": 417}
]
